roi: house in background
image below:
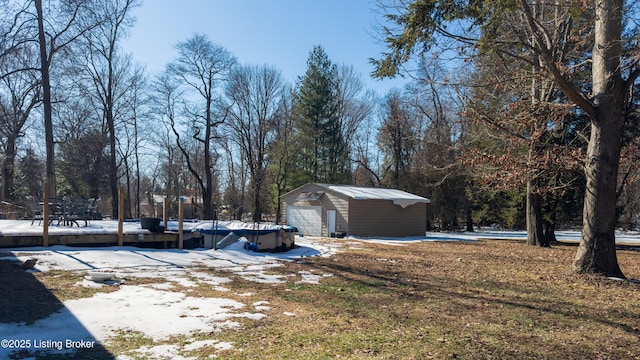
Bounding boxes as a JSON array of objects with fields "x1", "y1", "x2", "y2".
[
  {"x1": 140, "y1": 195, "x2": 203, "y2": 219},
  {"x1": 281, "y1": 183, "x2": 430, "y2": 237}
]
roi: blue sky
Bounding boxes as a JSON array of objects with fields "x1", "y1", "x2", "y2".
[{"x1": 121, "y1": 0, "x2": 407, "y2": 96}]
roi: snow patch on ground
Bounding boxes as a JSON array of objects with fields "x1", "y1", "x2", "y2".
[{"x1": 0, "y1": 234, "x2": 338, "y2": 358}]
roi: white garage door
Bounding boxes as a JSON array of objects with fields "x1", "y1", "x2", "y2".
[{"x1": 286, "y1": 206, "x2": 322, "y2": 236}]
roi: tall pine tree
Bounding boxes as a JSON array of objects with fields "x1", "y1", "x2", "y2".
[{"x1": 293, "y1": 45, "x2": 350, "y2": 185}]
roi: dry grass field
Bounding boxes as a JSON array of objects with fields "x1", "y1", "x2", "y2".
[
  {"x1": 212, "y1": 239, "x2": 640, "y2": 359},
  {"x1": 3, "y1": 238, "x2": 640, "y2": 359}
]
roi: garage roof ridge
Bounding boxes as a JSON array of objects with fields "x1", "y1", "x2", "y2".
[{"x1": 313, "y1": 183, "x2": 430, "y2": 206}]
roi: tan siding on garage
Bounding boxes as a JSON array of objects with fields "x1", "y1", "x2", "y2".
[
  {"x1": 347, "y1": 199, "x2": 427, "y2": 237},
  {"x1": 281, "y1": 183, "x2": 429, "y2": 237},
  {"x1": 281, "y1": 183, "x2": 327, "y2": 224},
  {"x1": 322, "y1": 191, "x2": 348, "y2": 235},
  {"x1": 281, "y1": 183, "x2": 349, "y2": 237}
]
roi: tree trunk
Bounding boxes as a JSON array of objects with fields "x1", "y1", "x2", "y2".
[
  {"x1": 574, "y1": 117, "x2": 624, "y2": 277},
  {"x1": 275, "y1": 193, "x2": 283, "y2": 224},
  {"x1": 544, "y1": 219, "x2": 556, "y2": 245},
  {"x1": 203, "y1": 138, "x2": 212, "y2": 219},
  {"x1": 106, "y1": 46, "x2": 118, "y2": 219},
  {"x1": 35, "y1": 0, "x2": 56, "y2": 197},
  {"x1": 543, "y1": 198, "x2": 556, "y2": 245},
  {"x1": 1, "y1": 136, "x2": 16, "y2": 201},
  {"x1": 108, "y1": 114, "x2": 118, "y2": 218},
  {"x1": 252, "y1": 173, "x2": 262, "y2": 222},
  {"x1": 253, "y1": 195, "x2": 261, "y2": 222},
  {"x1": 526, "y1": 180, "x2": 545, "y2": 246},
  {"x1": 134, "y1": 119, "x2": 141, "y2": 218},
  {"x1": 465, "y1": 206, "x2": 474, "y2": 232},
  {"x1": 573, "y1": 0, "x2": 625, "y2": 278},
  {"x1": 124, "y1": 157, "x2": 132, "y2": 219},
  {"x1": 203, "y1": 111, "x2": 213, "y2": 220}
]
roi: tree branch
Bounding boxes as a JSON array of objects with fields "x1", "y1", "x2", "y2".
[{"x1": 518, "y1": 0, "x2": 597, "y2": 120}]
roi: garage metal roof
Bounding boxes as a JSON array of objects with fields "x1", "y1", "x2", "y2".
[{"x1": 320, "y1": 184, "x2": 430, "y2": 208}]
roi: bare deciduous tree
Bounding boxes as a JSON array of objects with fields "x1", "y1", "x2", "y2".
[
  {"x1": 225, "y1": 64, "x2": 286, "y2": 221},
  {"x1": 82, "y1": 0, "x2": 139, "y2": 217},
  {"x1": 269, "y1": 87, "x2": 295, "y2": 223},
  {"x1": 377, "y1": 89, "x2": 416, "y2": 189},
  {"x1": 34, "y1": 0, "x2": 98, "y2": 196},
  {"x1": 164, "y1": 34, "x2": 236, "y2": 219},
  {"x1": 0, "y1": 44, "x2": 40, "y2": 200}
]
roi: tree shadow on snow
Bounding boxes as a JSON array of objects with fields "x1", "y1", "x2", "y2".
[{"x1": 0, "y1": 254, "x2": 115, "y2": 359}]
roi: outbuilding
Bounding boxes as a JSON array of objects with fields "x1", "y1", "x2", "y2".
[{"x1": 281, "y1": 183, "x2": 430, "y2": 237}]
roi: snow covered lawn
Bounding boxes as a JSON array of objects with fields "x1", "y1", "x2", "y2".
[{"x1": 0, "y1": 236, "x2": 343, "y2": 359}]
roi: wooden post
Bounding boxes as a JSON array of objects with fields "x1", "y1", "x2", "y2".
[
  {"x1": 43, "y1": 182, "x2": 49, "y2": 246},
  {"x1": 163, "y1": 197, "x2": 168, "y2": 233},
  {"x1": 118, "y1": 186, "x2": 124, "y2": 246},
  {"x1": 178, "y1": 196, "x2": 184, "y2": 249}
]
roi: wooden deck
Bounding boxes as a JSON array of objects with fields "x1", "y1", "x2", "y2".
[
  {"x1": 0, "y1": 232, "x2": 203, "y2": 248},
  {"x1": 0, "y1": 220, "x2": 203, "y2": 248}
]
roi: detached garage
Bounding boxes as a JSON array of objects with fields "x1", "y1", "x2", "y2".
[{"x1": 281, "y1": 183, "x2": 430, "y2": 237}]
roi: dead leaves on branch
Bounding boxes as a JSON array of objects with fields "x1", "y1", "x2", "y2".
[
  {"x1": 460, "y1": 100, "x2": 587, "y2": 193},
  {"x1": 462, "y1": 146, "x2": 583, "y2": 193}
]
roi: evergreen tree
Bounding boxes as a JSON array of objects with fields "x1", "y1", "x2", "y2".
[
  {"x1": 15, "y1": 147, "x2": 45, "y2": 200},
  {"x1": 293, "y1": 45, "x2": 350, "y2": 185}
]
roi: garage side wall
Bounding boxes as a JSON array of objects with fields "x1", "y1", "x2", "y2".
[
  {"x1": 348, "y1": 200, "x2": 427, "y2": 237},
  {"x1": 323, "y1": 191, "x2": 348, "y2": 235}
]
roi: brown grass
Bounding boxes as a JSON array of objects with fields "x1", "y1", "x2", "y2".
[
  {"x1": 210, "y1": 239, "x2": 640, "y2": 360},
  {"x1": 6, "y1": 238, "x2": 640, "y2": 359}
]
